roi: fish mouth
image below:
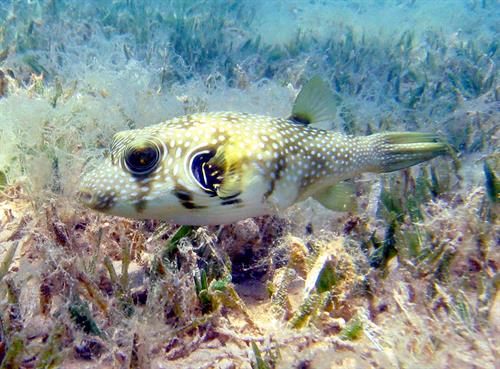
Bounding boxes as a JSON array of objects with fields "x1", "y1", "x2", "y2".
[
  {"x1": 77, "y1": 188, "x2": 93, "y2": 205},
  {"x1": 77, "y1": 187, "x2": 115, "y2": 211}
]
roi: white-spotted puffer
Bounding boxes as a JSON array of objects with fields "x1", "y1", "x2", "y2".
[{"x1": 78, "y1": 77, "x2": 448, "y2": 225}]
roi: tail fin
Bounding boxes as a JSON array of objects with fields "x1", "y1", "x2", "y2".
[{"x1": 368, "y1": 132, "x2": 448, "y2": 173}]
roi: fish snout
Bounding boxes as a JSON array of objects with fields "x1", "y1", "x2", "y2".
[
  {"x1": 77, "y1": 187, "x2": 95, "y2": 206},
  {"x1": 77, "y1": 186, "x2": 115, "y2": 211},
  {"x1": 77, "y1": 185, "x2": 103, "y2": 210}
]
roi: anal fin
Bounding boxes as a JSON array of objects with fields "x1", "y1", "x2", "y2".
[{"x1": 312, "y1": 181, "x2": 357, "y2": 212}]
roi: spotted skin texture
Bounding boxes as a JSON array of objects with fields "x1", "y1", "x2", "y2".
[{"x1": 78, "y1": 111, "x2": 443, "y2": 225}]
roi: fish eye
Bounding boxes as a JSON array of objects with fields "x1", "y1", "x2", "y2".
[
  {"x1": 190, "y1": 150, "x2": 222, "y2": 194},
  {"x1": 124, "y1": 144, "x2": 161, "y2": 176}
]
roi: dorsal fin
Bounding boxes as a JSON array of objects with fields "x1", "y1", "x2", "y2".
[
  {"x1": 208, "y1": 145, "x2": 242, "y2": 199},
  {"x1": 289, "y1": 76, "x2": 338, "y2": 130}
]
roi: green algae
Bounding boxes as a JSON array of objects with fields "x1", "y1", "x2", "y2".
[
  {"x1": 35, "y1": 325, "x2": 66, "y2": 369},
  {"x1": 251, "y1": 342, "x2": 271, "y2": 369},
  {"x1": 339, "y1": 317, "x2": 363, "y2": 341},
  {"x1": 484, "y1": 160, "x2": 499, "y2": 204},
  {"x1": 68, "y1": 298, "x2": 102, "y2": 337},
  {"x1": 194, "y1": 269, "x2": 212, "y2": 313},
  {"x1": 162, "y1": 225, "x2": 194, "y2": 262},
  {"x1": 289, "y1": 293, "x2": 322, "y2": 330},
  {"x1": 369, "y1": 220, "x2": 398, "y2": 269},
  {"x1": 0, "y1": 171, "x2": 6, "y2": 190},
  {"x1": 0, "y1": 242, "x2": 17, "y2": 284},
  {"x1": 0, "y1": 334, "x2": 23, "y2": 369}
]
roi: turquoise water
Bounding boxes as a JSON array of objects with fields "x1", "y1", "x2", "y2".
[
  {"x1": 0, "y1": 1, "x2": 498, "y2": 368},
  {"x1": 0, "y1": 0, "x2": 498, "y2": 174}
]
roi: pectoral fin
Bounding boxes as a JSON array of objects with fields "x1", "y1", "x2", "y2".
[{"x1": 208, "y1": 145, "x2": 243, "y2": 199}]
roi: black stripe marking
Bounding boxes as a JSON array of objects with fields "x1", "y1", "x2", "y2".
[
  {"x1": 173, "y1": 187, "x2": 206, "y2": 210},
  {"x1": 220, "y1": 192, "x2": 241, "y2": 200},
  {"x1": 173, "y1": 190, "x2": 192, "y2": 202},
  {"x1": 264, "y1": 155, "x2": 287, "y2": 200},
  {"x1": 133, "y1": 199, "x2": 147, "y2": 213},
  {"x1": 180, "y1": 201, "x2": 205, "y2": 209},
  {"x1": 95, "y1": 193, "x2": 115, "y2": 210},
  {"x1": 221, "y1": 198, "x2": 242, "y2": 206},
  {"x1": 289, "y1": 114, "x2": 311, "y2": 125}
]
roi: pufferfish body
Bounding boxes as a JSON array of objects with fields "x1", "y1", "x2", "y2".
[{"x1": 78, "y1": 77, "x2": 447, "y2": 225}]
